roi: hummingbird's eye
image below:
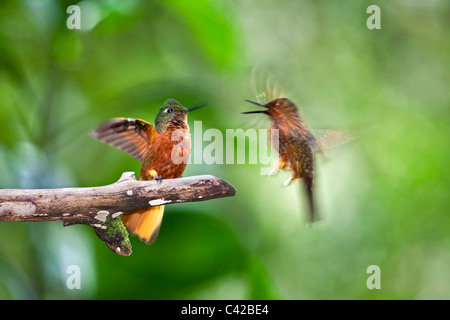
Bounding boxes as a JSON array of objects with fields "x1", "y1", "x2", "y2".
[{"x1": 166, "y1": 108, "x2": 174, "y2": 114}]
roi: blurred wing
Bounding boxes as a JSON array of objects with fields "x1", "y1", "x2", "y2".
[
  {"x1": 90, "y1": 118, "x2": 154, "y2": 162},
  {"x1": 311, "y1": 129, "x2": 357, "y2": 151},
  {"x1": 250, "y1": 66, "x2": 288, "y2": 103}
]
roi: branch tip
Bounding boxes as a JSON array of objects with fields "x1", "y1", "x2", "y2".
[{"x1": 117, "y1": 171, "x2": 137, "y2": 182}]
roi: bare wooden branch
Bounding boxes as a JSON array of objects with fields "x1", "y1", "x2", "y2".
[{"x1": 0, "y1": 172, "x2": 236, "y2": 256}]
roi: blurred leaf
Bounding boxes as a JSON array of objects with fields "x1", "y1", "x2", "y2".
[
  {"x1": 0, "y1": 0, "x2": 449, "y2": 300},
  {"x1": 164, "y1": 0, "x2": 236, "y2": 68},
  {"x1": 95, "y1": 211, "x2": 248, "y2": 299}
]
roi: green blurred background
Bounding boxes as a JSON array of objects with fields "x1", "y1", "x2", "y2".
[{"x1": 0, "y1": 0, "x2": 449, "y2": 299}]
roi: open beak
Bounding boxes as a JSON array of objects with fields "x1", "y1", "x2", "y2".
[
  {"x1": 242, "y1": 99, "x2": 269, "y2": 115},
  {"x1": 186, "y1": 102, "x2": 208, "y2": 113}
]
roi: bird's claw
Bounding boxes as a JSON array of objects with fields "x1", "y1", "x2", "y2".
[
  {"x1": 282, "y1": 176, "x2": 293, "y2": 187},
  {"x1": 267, "y1": 167, "x2": 279, "y2": 176}
]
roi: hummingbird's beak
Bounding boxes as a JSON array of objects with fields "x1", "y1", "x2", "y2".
[
  {"x1": 242, "y1": 110, "x2": 268, "y2": 115},
  {"x1": 186, "y1": 102, "x2": 208, "y2": 113},
  {"x1": 244, "y1": 100, "x2": 267, "y2": 107},
  {"x1": 242, "y1": 99, "x2": 269, "y2": 115}
]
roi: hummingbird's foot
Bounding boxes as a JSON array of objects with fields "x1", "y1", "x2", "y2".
[
  {"x1": 148, "y1": 169, "x2": 163, "y2": 183},
  {"x1": 267, "y1": 160, "x2": 281, "y2": 175},
  {"x1": 149, "y1": 169, "x2": 158, "y2": 178},
  {"x1": 282, "y1": 176, "x2": 294, "y2": 187},
  {"x1": 268, "y1": 159, "x2": 286, "y2": 176}
]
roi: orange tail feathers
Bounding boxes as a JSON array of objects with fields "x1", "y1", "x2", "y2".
[{"x1": 121, "y1": 205, "x2": 165, "y2": 244}]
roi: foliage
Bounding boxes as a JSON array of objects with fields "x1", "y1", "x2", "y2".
[{"x1": 0, "y1": 0, "x2": 449, "y2": 299}]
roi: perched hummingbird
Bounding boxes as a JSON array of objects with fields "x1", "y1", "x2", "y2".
[
  {"x1": 243, "y1": 98, "x2": 320, "y2": 222},
  {"x1": 91, "y1": 99, "x2": 203, "y2": 243}
]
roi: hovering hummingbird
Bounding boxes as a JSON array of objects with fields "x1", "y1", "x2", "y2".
[
  {"x1": 243, "y1": 98, "x2": 320, "y2": 222},
  {"x1": 91, "y1": 99, "x2": 203, "y2": 243}
]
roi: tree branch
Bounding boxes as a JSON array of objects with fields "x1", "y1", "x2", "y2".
[{"x1": 0, "y1": 172, "x2": 236, "y2": 256}]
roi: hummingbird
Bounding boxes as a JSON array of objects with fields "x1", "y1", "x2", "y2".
[
  {"x1": 91, "y1": 99, "x2": 203, "y2": 244},
  {"x1": 243, "y1": 98, "x2": 320, "y2": 222}
]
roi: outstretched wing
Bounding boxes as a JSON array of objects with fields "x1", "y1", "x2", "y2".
[
  {"x1": 90, "y1": 118, "x2": 154, "y2": 162},
  {"x1": 311, "y1": 129, "x2": 358, "y2": 151}
]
